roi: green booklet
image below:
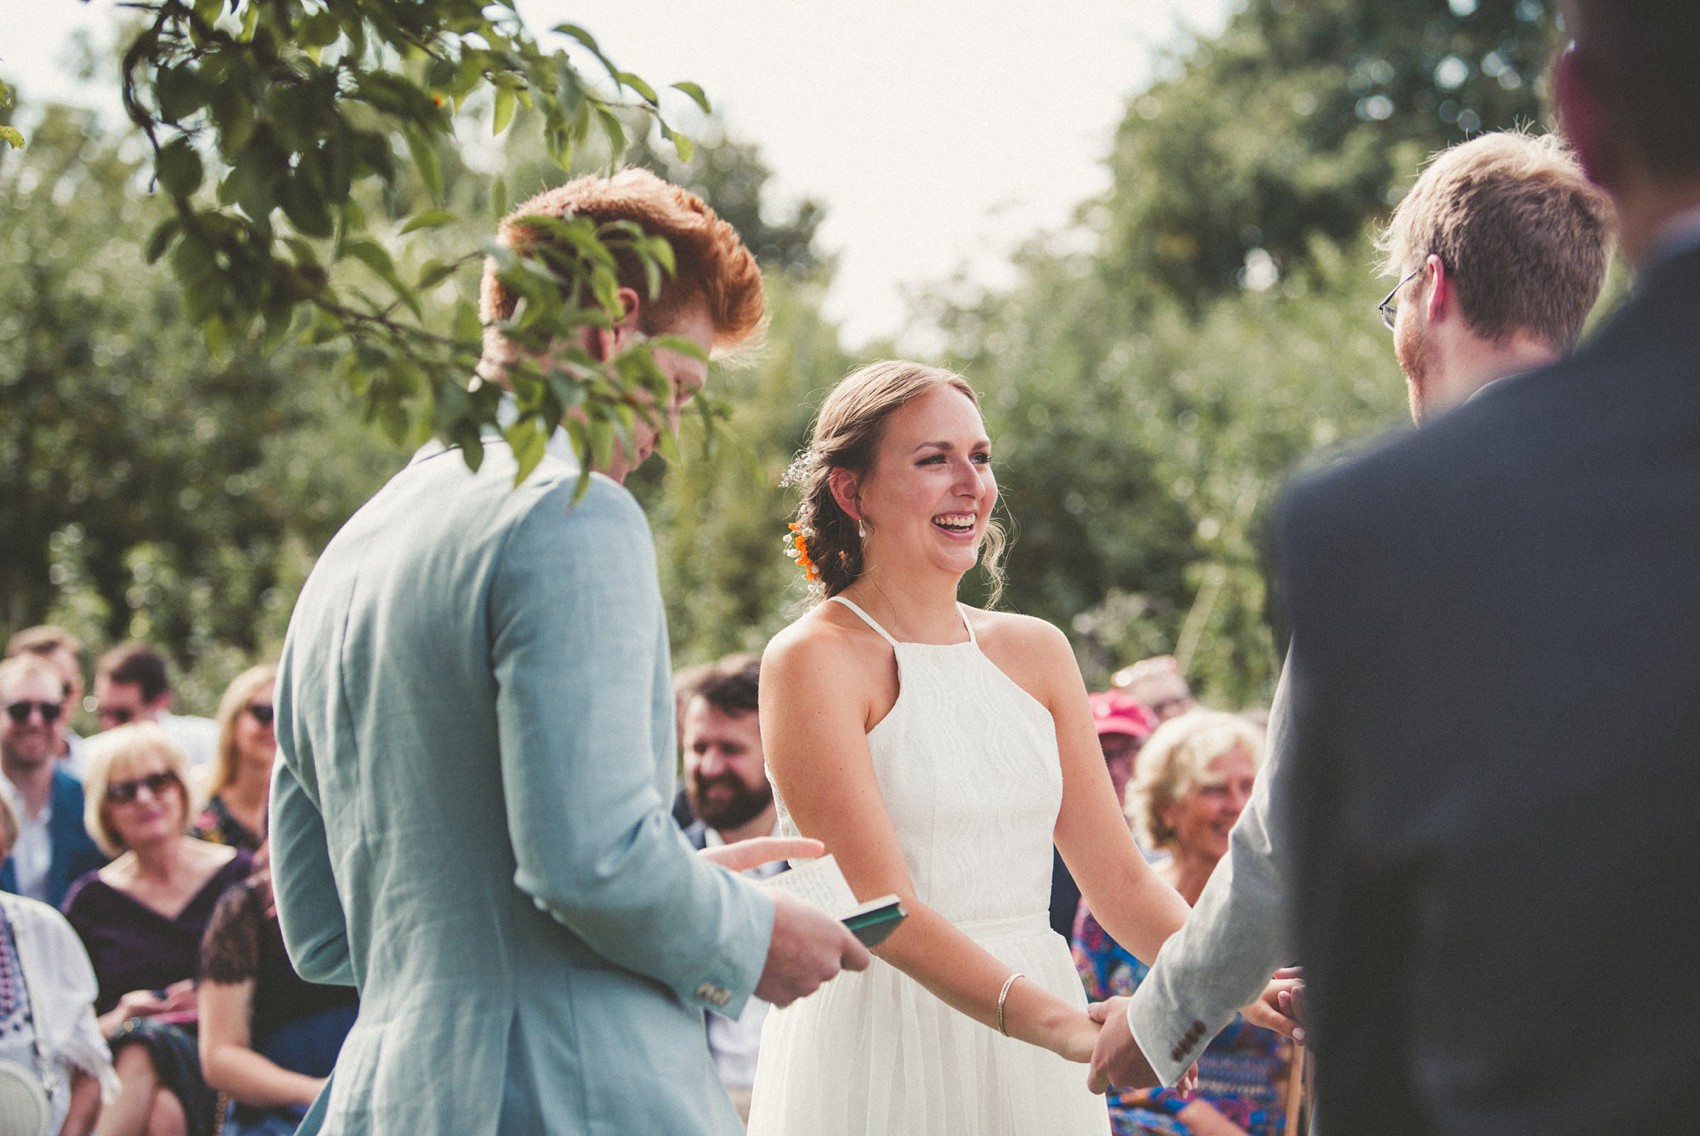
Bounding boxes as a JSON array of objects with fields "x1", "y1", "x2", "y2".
[{"x1": 762, "y1": 853, "x2": 907, "y2": 948}]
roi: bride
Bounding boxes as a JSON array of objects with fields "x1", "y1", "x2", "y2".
[{"x1": 749, "y1": 361, "x2": 1202, "y2": 1135}]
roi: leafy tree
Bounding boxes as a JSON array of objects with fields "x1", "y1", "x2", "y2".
[
  {"x1": 929, "y1": 1, "x2": 1569, "y2": 705},
  {"x1": 57, "y1": 0, "x2": 722, "y2": 483},
  {"x1": 0, "y1": 104, "x2": 408, "y2": 707},
  {"x1": 1102, "y1": 0, "x2": 1562, "y2": 312}
]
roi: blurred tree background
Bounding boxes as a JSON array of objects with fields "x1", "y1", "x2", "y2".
[{"x1": 2, "y1": 0, "x2": 1574, "y2": 721}]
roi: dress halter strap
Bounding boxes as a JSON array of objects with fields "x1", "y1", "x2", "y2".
[
  {"x1": 828, "y1": 596, "x2": 978, "y2": 647},
  {"x1": 828, "y1": 596, "x2": 902, "y2": 648}
]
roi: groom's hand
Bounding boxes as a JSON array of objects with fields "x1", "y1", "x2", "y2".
[
  {"x1": 699, "y1": 836, "x2": 824, "y2": 874},
  {"x1": 756, "y1": 891, "x2": 871, "y2": 1007},
  {"x1": 1086, "y1": 997, "x2": 1162, "y2": 1094}
]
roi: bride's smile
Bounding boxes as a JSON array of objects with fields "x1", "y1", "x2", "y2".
[{"x1": 839, "y1": 384, "x2": 997, "y2": 581}]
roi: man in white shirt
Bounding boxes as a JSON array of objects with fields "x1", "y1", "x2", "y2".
[
  {"x1": 678, "y1": 656, "x2": 783, "y2": 1122},
  {"x1": 91, "y1": 642, "x2": 218, "y2": 767}
]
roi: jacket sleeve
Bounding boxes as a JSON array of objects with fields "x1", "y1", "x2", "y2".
[
  {"x1": 1127, "y1": 659, "x2": 1298, "y2": 1084},
  {"x1": 488, "y1": 481, "x2": 773, "y2": 1018},
  {"x1": 270, "y1": 721, "x2": 356, "y2": 987}
]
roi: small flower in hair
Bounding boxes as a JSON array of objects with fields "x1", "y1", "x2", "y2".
[{"x1": 784, "y1": 522, "x2": 820, "y2": 582}]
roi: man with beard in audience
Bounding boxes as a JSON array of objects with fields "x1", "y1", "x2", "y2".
[{"x1": 679, "y1": 655, "x2": 784, "y2": 1123}]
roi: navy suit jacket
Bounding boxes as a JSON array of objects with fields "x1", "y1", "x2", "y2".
[
  {"x1": 1276, "y1": 245, "x2": 1700, "y2": 1135},
  {"x1": 1, "y1": 768, "x2": 108, "y2": 909}
]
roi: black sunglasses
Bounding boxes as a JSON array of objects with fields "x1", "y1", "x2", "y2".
[
  {"x1": 245, "y1": 703, "x2": 275, "y2": 726},
  {"x1": 5, "y1": 700, "x2": 63, "y2": 725},
  {"x1": 99, "y1": 707, "x2": 136, "y2": 725},
  {"x1": 105, "y1": 770, "x2": 180, "y2": 804}
]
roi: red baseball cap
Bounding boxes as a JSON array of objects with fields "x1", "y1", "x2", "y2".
[{"x1": 1088, "y1": 690, "x2": 1156, "y2": 740}]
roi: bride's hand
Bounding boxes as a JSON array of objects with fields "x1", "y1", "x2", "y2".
[{"x1": 1054, "y1": 1009, "x2": 1103, "y2": 1064}]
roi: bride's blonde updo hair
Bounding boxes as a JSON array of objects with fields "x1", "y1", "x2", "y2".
[{"x1": 784, "y1": 360, "x2": 1006, "y2": 601}]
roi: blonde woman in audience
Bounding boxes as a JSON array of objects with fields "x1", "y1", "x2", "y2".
[
  {"x1": 62, "y1": 724, "x2": 250, "y2": 1136},
  {"x1": 189, "y1": 666, "x2": 278, "y2": 853},
  {"x1": 1073, "y1": 709, "x2": 1292, "y2": 1136}
]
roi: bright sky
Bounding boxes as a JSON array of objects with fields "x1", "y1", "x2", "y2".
[{"x1": 4, "y1": 0, "x2": 1234, "y2": 347}]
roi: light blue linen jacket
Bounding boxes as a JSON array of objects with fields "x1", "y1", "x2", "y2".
[{"x1": 271, "y1": 435, "x2": 773, "y2": 1135}]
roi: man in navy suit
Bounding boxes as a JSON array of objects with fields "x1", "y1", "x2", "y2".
[
  {"x1": 1276, "y1": 3, "x2": 1700, "y2": 1132},
  {"x1": 1091, "y1": 129, "x2": 1613, "y2": 1097},
  {"x1": 0, "y1": 654, "x2": 106, "y2": 906}
]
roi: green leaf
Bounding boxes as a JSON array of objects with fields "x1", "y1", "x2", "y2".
[
  {"x1": 659, "y1": 121, "x2": 693, "y2": 163},
  {"x1": 404, "y1": 128, "x2": 444, "y2": 201},
  {"x1": 552, "y1": 24, "x2": 602, "y2": 55},
  {"x1": 415, "y1": 260, "x2": 459, "y2": 290},
  {"x1": 156, "y1": 138, "x2": 205, "y2": 198},
  {"x1": 344, "y1": 239, "x2": 421, "y2": 319},
  {"x1": 301, "y1": 9, "x2": 341, "y2": 48},
  {"x1": 616, "y1": 72, "x2": 659, "y2": 105},
  {"x1": 594, "y1": 107, "x2": 626, "y2": 160},
  {"x1": 0, "y1": 125, "x2": 21, "y2": 150},
  {"x1": 670, "y1": 81, "x2": 712, "y2": 114},
  {"x1": 505, "y1": 420, "x2": 546, "y2": 481},
  {"x1": 493, "y1": 86, "x2": 517, "y2": 136},
  {"x1": 399, "y1": 209, "x2": 458, "y2": 235},
  {"x1": 144, "y1": 218, "x2": 182, "y2": 264},
  {"x1": 155, "y1": 65, "x2": 209, "y2": 122}
]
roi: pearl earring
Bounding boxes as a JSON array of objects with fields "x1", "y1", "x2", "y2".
[{"x1": 857, "y1": 520, "x2": 868, "y2": 539}]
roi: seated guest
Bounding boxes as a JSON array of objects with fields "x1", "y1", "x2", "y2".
[
  {"x1": 0, "y1": 793, "x2": 115, "y2": 1136},
  {"x1": 188, "y1": 666, "x2": 278, "y2": 853},
  {"x1": 92, "y1": 646, "x2": 218, "y2": 769},
  {"x1": 1111, "y1": 655, "x2": 1198, "y2": 723},
  {"x1": 0, "y1": 655, "x2": 107, "y2": 907},
  {"x1": 198, "y1": 843, "x2": 357, "y2": 1136},
  {"x1": 1074, "y1": 708, "x2": 1291, "y2": 1136},
  {"x1": 5, "y1": 626, "x2": 91, "y2": 778},
  {"x1": 678, "y1": 655, "x2": 781, "y2": 1124},
  {"x1": 62, "y1": 724, "x2": 250, "y2": 1136}
]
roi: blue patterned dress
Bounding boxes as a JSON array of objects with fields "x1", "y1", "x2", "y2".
[{"x1": 1073, "y1": 905, "x2": 1292, "y2": 1136}]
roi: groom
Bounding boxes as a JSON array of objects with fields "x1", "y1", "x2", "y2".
[{"x1": 271, "y1": 169, "x2": 867, "y2": 1136}]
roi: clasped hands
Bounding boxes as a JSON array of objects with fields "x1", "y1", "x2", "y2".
[{"x1": 1085, "y1": 966, "x2": 1304, "y2": 1094}]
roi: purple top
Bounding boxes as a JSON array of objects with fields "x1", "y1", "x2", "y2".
[{"x1": 62, "y1": 851, "x2": 253, "y2": 1015}]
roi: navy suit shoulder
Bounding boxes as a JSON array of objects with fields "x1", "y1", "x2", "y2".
[{"x1": 1275, "y1": 246, "x2": 1700, "y2": 1136}]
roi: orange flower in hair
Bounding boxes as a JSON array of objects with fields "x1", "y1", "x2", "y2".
[{"x1": 784, "y1": 523, "x2": 819, "y2": 582}]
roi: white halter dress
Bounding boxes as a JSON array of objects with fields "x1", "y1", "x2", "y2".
[{"x1": 745, "y1": 598, "x2": 1111, "y2": 1135}]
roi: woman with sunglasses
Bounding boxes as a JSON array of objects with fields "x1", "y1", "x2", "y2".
[
  {"x1": 62, "y1": 723, "x2": 252, "y2": 1136},
  {"x1": 189, "y1": 666, "x2": 278, "y2": 853}
]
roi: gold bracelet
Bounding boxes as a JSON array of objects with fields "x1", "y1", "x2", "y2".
[{"x1": 996, "y1": 973, "x2": 1024, "y2": 1037}]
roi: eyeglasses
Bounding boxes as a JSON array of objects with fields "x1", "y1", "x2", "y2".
[
  {"x1": 104, "y1": 770, "x2": 180, "y2": 804},
  {"x1": 98, "y1": 707, "x2": 137, "y2": 726},
  {"x1": 245, "y1": 703, "x2": 275, "y2": 726},
  {"x1": 5, "y1": 700, "x2": 63, "y2": 725},
  {"x1": 1378, "y1": 265, "x2": 1425, "y2": 331}
]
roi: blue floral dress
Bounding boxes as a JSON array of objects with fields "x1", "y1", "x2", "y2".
[{"x1": 1073, "y1": 905, "x2": 1292, "y2": 1136}]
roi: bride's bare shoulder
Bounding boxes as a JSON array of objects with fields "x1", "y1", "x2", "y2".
[
  {"x1": 764, "y1": 601, "x2": 889, "y2": 684},
  {"x1": 965, "y1": 608, "x2": 1070, "y2": 658}
]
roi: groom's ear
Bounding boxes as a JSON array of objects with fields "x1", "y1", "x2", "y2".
[{"x1": 827, "y1": 468, "x2": 862, "y2": 523}]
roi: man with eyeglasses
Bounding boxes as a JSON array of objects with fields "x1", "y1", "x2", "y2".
[
  {"x1": 0, "y1": 654, "x2": 106, "y2": 907},
  {"x1": 1375, "y1": 130, "x2": 1612, "y2": 425},
  {"x1": 92, "y1": 642, "x2": 218, "y2": 768},
  {"x1": 1091, "y1": 131, "x2": 1614, "y2": 1106}
]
